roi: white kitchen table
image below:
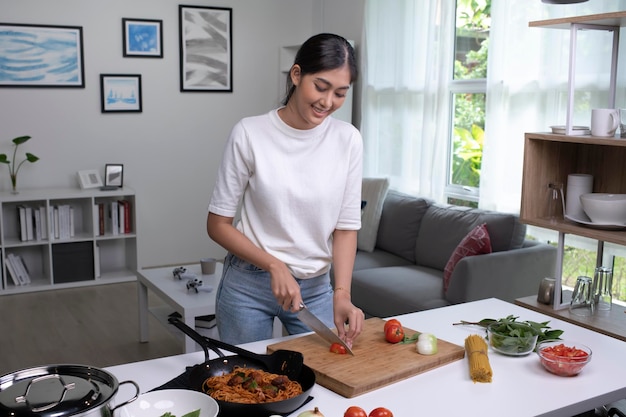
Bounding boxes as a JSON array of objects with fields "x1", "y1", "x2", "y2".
[
  {"x1": 137, "y1": 263, "x2": 223, "y2": 353},
  {"x1": 108, "y1": 298, "x2": 626, "y2": 417}
]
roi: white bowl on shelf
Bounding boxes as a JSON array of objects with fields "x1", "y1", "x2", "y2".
[{"x1": 580, "y1": 193, "x2": 626, "y2": 225}]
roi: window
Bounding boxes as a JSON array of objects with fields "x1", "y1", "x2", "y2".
[{"x1": 446, "y1": 0, "x2": 491, "y2": 207}]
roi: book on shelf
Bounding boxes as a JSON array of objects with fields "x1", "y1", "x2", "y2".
[
  {"x1": 39, "y1": 206, "x2": 48, "y2": 240},
  {"x1": 99, "y1": 203, "x2": 105, "y2": 235},
  {"x1": 5, "y1": 255, "x2": 21, "y2": 286},
  {"x1": 119, "y1": 200, "x2": 131, "y2": 233},
  {"x1": 33, "y1": 208, "x2": 42, "y2": 241},
  {"x1": 15, "y1": 254, "x2": 31, "y2": 285},
  {"x1": 50, "y1": 207, "x2": 57, "y2": 240},
  {"x1": 25, "y1": 206, "x2": 34, "y2": 241},
  {"x1": 52, "y1": 204, "x2": 74, "y2": 240},
  {"x1": 109, "y1": 201, "x2": 119, "y2": 236},
  {"x1": 118, "y1": 201, "x2": 125, "y2": 234},
  {"x1": 69, "y1": 206, "x2": 75, "y2": 237},
  {"x1": 7, "y1": 253, "x2": 30, "y2": 285},
  {"x1": 17, "y1": 205, "x2": 27, "y2": 241}
]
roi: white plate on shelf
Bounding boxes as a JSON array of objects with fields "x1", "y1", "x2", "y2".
[
  {"x1": 564, "y1": 214, "x2": 626, "y2": 230},
  {"x1": 550, "y1": 125, "x2": 591, "y2": 135}
]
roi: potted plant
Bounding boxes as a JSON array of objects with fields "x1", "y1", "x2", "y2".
[{"x1": 0, "y1": 135, "x2": 39, "y2": 194}]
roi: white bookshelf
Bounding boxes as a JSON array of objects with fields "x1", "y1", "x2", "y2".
[{"x1": 0, "y1": 187, "x2": 137, "y2": 294}]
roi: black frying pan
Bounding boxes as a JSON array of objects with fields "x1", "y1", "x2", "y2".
[{"x1": 168, "y1": 317, "x2": 316, "y2": 417}]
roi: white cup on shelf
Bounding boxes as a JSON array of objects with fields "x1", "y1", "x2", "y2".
[
  {"x1": 591, "y1": 108, "x2": 619, "y2": 137},
  {"x1": 565, "y1": 174, "x2": 593, "y2": 221}
]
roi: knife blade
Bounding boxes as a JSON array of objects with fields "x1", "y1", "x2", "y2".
[{"x1": 297, "y1": 303, "x2": 354, "y2": 355}]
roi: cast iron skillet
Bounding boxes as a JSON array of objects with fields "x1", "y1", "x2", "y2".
[{"x1": 168, "y1": 317, "x2": 316, "y2": 417}]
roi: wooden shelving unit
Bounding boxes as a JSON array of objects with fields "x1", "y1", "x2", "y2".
[
  {"x1": 522, "y1": 11, "x2": 626, "y2": 310},
  {"x1": 529, "y1": 11, "x2": 625, "y2": 134},
  {"x1": 0, "y1": 187, "x2": 137, "y2": 295}
]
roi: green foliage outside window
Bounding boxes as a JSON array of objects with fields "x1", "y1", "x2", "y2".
[{"x1": 451, "y1": 0, "x2": 490, "y2": 189}]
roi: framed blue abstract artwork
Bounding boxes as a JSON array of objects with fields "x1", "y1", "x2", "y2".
[
  {"x1": 179, "y1": 5, "x2": 232, "y2": 92},
  {"x1": 100, "y1": 74, "x2": 142, "y2": 113},
  {"x1": 0, "y1": 23, "x2": 85, "y2": 88},
  {"x1": 122, "y1": 18, "x2": 163, "y2": 58}
]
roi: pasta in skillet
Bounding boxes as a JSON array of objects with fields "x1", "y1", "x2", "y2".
[{"x1": 202, "y1": 366, "x2": 302, "y2": 403}]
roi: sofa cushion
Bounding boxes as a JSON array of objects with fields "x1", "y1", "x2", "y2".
[
  {"x1": 354, "y1": 248, "x2": 413, "y2": 271},
  {"x1": 443, "y1": 223, "x2": 492, "y2": 292},
  {"x1": 358, "y1": 178, "x2": 390, "y2": 252},
  {"x1": 415, "y1": 205, "x2": 480, "y2": 270},
  {"x1": 477, "y1": 211, "x2": 526, "y2": 251},
  {"x1": 351, "y1": 265, "x2": 450, "y2": 317},
  {"x1": 415, "y1": 205, "x2": 526, "y2": 270},
  {"x1": 375, "y1": 190, "x2": 431, "y2": 262}
]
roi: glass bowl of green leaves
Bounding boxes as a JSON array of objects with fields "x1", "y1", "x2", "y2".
[{"x1": 487, "y1": 321, "x2": 539, "y2": 356}]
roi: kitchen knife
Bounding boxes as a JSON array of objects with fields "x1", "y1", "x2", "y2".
[{"x1": 297, "y1": 303, "x2": 354, "y2": 355}]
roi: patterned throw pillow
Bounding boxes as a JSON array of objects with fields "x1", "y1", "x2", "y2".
[{"x1": 443, "y1": 223, "x2": 492, "y2": 292}]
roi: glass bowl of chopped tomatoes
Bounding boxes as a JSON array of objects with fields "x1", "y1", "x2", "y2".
[{"x1": 536, "y1": 340, "x2": 592, "y2": 376}]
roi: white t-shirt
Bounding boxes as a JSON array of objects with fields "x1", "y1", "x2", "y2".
[{"x1": 209, "y1": 109, "x2": 363, "y2": 278}]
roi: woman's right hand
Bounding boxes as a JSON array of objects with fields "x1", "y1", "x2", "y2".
[{"x1": 268, "y1": 261, "x2": 302, "y2": 312}]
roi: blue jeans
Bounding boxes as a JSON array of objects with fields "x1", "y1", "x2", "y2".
[{"x1": 215, "y1": 253, "x2": 334, "y2": 344}]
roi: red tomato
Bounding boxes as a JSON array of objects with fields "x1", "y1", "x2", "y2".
[
  {"x1": 384, "y1": 324, "x2": 405, "y2": 343},
  {"x1": 369, "y1": 407, "x2": 394, "y2": 417},
  {"x1": 383, "y1": 319, "x2": 401, "y2": 333},
  {"x1": 344, "y1": 406, "x2": 368, "y2": 417},
  {"x1": 330, "y1": 342, "x2": 347, "y2": 354}
]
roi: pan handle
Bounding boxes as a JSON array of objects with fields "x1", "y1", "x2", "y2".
[
  {"x1": 168, "y1": 317, "x2": 225, "y2": 360},
  {"x1": 170, "y1": 317, "x2": 268, "y2": 363}
]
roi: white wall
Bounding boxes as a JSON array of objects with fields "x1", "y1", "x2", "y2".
[{"x1": 1, "y1": 0, "x2": 364, "y2": 268}]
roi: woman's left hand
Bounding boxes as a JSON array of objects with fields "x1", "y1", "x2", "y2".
[{"x1": 333, "y1": 294, "x2": 364, "y2": 348}]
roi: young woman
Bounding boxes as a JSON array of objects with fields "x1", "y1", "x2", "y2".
[{"x1": 207, "y1": 33, "x2": 364, "y2": 346}]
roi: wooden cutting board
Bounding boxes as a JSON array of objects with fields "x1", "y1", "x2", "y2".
[{"x1": 266, "y1": 317, "x2": 465, "y2": 398}]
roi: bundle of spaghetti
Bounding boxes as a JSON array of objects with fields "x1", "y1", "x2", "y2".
[
  {"x1": 202, "y1": 366, "x2": 303, "y2": 404},
  {"x1": 465, "y1": 334, "x2": 492, "y2": 383}
]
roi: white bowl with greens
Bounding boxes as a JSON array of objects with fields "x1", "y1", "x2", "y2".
[
  {"x1": 487, "y1": 321, "x2": 539, "y2": 356},
  {"x1": 116, "y1": 389, "x2": 219, "y2": 417}
]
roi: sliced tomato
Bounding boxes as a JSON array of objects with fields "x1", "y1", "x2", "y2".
[
  {"x1": 330, "y1": 342, "x2": 347, "y2": 354},
  {"x1": 383, "y1": 319, "x2": 401, "y2": 333},
  {"x1": 384, "y1": 324, "x2": 405, "y2": 343},
  {"x1": 539, "y1": 343, "x2": 590, "y2": 376},
  {"x1": 369, "y1": 407, "x2": 394, "y2": 417},
  {"x1": 344, "y1": 406, "x2": 368, "y2": 417}
]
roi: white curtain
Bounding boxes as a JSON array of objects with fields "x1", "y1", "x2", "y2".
[
  {"x1": 361, "y1": 0, "x2": 626, "y2": 212},
  {"x1": 360, "y1": 0, "x2": 455, "y2": 202}
]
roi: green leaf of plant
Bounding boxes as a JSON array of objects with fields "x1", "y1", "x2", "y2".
[
  {"x1": 12, "y1": 136, "x2": 31, "y2": 145},
  {"x1": 25, "y1": 153, "x2": 39, "y2": 163}
]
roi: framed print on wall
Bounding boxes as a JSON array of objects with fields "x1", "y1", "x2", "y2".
[
  {"x1": 104, "y1": 164, "x2": 124, "y2": 188},
  {"x1": 179, "y1": 5, "x2": 232, "y2": 92},
  {"x1": 122, "y1": 18, "x2": 163, "y2": 58},
  {"x1": 100, "y1": 74, "x2": 142, "y2": 113},
  {"x1": 0, "y1": 23, "x2": 85, "y2": 88}
]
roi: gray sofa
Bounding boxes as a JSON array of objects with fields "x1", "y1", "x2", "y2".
[{"x1": 348, "y1": 189, "x2": 557, "y2": 318}]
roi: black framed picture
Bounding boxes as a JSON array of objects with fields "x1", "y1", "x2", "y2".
[
  {"x1": 104, "y1": 164, "x2": 124, "y2": 188},
  {"x1": 0, "y1": 23, "x2": 85, "y2": 88},
  {"x1": 179, "y1": 5, "x2": 232, "y2": 92},
  {"x1": 100, "y1": 74, "x2": 142, "y2": 113},
  {"x1": 122, "y1": 18, "x2": 163, "y2": 58}
]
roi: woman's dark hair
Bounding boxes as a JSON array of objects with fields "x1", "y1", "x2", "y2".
[{"x1": 282, "y1": 33, "x2": 357, "y2": 105}]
